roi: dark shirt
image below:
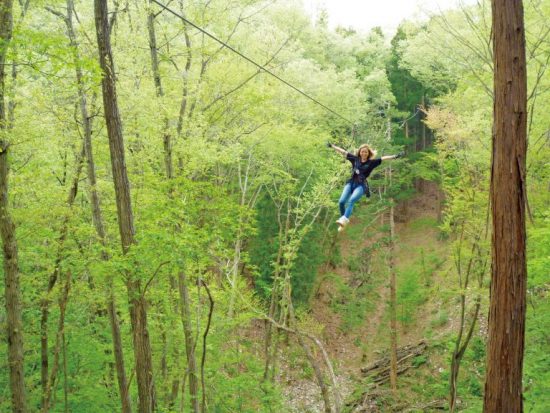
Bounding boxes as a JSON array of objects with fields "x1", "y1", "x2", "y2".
[{"x1": 346, "y1": 153, "x2": 382, "y2": 185}]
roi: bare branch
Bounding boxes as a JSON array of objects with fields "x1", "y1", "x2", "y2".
[
  {"x1": 45, "y1": 6, "x2": 67, "y2": 21},
  {"x1": 143, "y1": 261, "x2": 171, "y2": 296}
]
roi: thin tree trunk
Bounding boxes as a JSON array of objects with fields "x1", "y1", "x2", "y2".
[
  {"x1": 290, "y1": 323, "x2": 332, "y2": 413},
  {"x1": 227, "y1": 236, "x2": 242, "y2": 318},
  {"x1": 178, "y1": 272, "x2": 200, "y2": 413},
  {"x1": 146, "y1": 0, "x2": 172, "y2": 179},
  {"x1": 166, "y1": 277, "x2": 181, "y2": 408},
  {"x1": 106, "y1": 288, "x2": 133, "y2": 413},
  {"x1": 286, "y1": 304, "x2": 334, "y2": 413},
  {"x1": 484, "y1": 1, "x2": 527, "y2": 411},
  {"x1": 263, "y1": 202, "x2": 288, "y2": 381},
  {"x1": 176, "y1": 19, "x2": 192, "y2": 138},
  {"x1": 58, "y1": 2, "x2": 133, "y2": 410},
  {"x1": 421, "y1": 94, "x2": 426, "y2": 150},
  {"x1": 199, "y1": 280, "x2": 214, "y2": 413},
  {"x1": 388, "y1": 202, "x2": 398, "y2": 393},
  {"x1": 40, "y1": 144, "x2": 85, "y2": 407},
  {"x1": 145, "y1": 7, "x2": 180, "y2": 405},
  {"x1": 262, "y1": 281, "x2": 279, "y2": 382},
  {"x1": 62, "y1": 330, "x2": 68, "y2": 413},
  {"x1": 450, "y1": 227, "x2": 483, "y2": 412},
  {"x1": 169, "y1": 378, "x2": 180, "y2": 410},
  {"x1": 450, "y1": 299, "x2": 480, "y2": 412},
  {"x1": 147, "y1": 0, "x2": 162, "y2": 97},
  {"x1": 42, "y1": 270, "x2": 72, "y2": 413},
  {"x1": 39, "y1": 144, "x2": 85, "y2": 409},
  {"x1": 94, "y1": 1, "x2": 156, "y2": 411}
]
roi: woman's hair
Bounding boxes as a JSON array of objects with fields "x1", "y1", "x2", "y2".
[{"x1": 356, "y1": 144, "x2": 376, "y2": 160}]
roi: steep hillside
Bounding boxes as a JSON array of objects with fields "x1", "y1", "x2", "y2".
[{"x1": 284, "y1": 181, "x2": 471, "y2": 412}]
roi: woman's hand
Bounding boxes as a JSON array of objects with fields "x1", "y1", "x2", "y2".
[
  {"x1": 327, "y1": 142, "x2": 347, "y2": 156},
  {"x1": 381, "y1": 152, "x2": 405, "y2": 161}
]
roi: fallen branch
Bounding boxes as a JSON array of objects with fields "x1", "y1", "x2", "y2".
[{"x1": 361, "y1": 341, "x2": 428, "y2": 385}]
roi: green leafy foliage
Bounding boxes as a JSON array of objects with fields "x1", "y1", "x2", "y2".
[{"x1": 1, "y1": 0, "x2": 549, "y2": 412}]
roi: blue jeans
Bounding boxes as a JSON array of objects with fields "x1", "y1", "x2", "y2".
[{"x1": 338, "y1": 183, "x2": 365, "y2": 218}]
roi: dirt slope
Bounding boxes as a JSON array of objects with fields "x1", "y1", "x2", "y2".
[{"x1": 285, "y1": 180, "x2": 448, "y2": 412}]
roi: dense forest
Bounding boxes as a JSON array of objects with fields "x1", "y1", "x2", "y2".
[{"x1": 0, "y1": 0, "x2": 548, "y2": 412}]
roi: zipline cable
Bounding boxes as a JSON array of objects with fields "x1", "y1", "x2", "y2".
[
  {"x1": 399, "y1": 106, "x2": 421, "y2": 128},
  {"x1": 151, "y1": 0, "x2": 354, "y2": 125}
]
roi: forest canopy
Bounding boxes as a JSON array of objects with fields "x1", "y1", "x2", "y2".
[{"x1": 0, "y1": 0, "x2": 548, "y2": 412}]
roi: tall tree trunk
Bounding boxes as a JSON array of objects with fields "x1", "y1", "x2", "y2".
[
  {"x1": 94, "y1": 1, "x2": 156, "y2": 411},
  {"x1": 60, "y1": 1, "x2": 133, "y2": 410},
  {"x1": 388, "y1": 200, "x2": 398, "y2": 393},
  {"x1": 484, "y1": 1, "x2": 527, "y2": 412},
  {"x1": 178, "y1": 271, "x2": 200, "y2": 413},
  {"x1": 0, "y1": 2, "x2": 27, "y2": 411},
  {"x1": 145, "y1": 9, "x2": 185, "y2": 405},
  {"x1": 0, "y1": 57, "x2": 27, "y2": 413},
  {"x1": 146, "y1": 0, "x2": 172, "y2": 179}
]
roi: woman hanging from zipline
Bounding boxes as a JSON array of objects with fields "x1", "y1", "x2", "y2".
[{"x1": 327, "y1": 142, "x2": 403, "y2": 231}]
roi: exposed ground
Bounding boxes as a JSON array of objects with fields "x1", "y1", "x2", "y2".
[{"x1": 284, "y1": 180, "x2": 455, "y2": 412}]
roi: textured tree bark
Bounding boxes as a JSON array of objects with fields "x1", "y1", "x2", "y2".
[
  {"x1": 178, "y1": 271, "x2": 200, "y2": 413},
  {"x1": 484, "y1": 1, "x2": 527, "y2": 411},
  {"x1": 0, "y1": 111, "x2": 27, "y2": 413},
  {"x1": 61, "y1": 2, "x2": 133, "y2": 410},
  {"x1": 94, "y1": 1, "x2": 156, "y2": 411},
  {"x1": 0, "y1": 1, "x2": 27, "y2": 411}
]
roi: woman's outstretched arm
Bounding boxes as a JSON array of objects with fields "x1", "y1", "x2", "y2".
[
  {"x1": 381, "y1": 152, "x2": 405, "y2": 161},
  {"x1": 327, "y1": 142, "x2": 348, "y2": 156}
]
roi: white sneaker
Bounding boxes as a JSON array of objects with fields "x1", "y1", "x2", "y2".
[
  {"x1": 336, "y1": 216, "x2": 349, "y2": 226},
  {"x1": 337, "y1": 217, "x2": 350, "y2": 232}
]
